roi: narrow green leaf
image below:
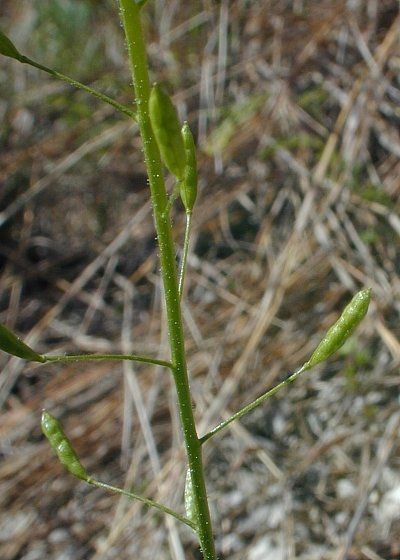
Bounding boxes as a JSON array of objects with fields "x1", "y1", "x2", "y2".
[
  {"x1": 0, "y1": 30, "x2": 23, "y2": 61},
  {"x1": 135, "y1": 0, "x2": 149, "y2": 6},
  {"x1": 0, "y1": 323, "x2": 45, "y2": 362},
  {"x1": 305, "y1": 288, "x2": 371, "y2": 369}
]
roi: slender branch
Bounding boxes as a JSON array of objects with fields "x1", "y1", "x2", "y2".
[
  {"x1": 178, "y1": 213, "x2": 192, "y2": 299},
  {"x1": 20, "y1": 55, "x2": 136, "y2": 119},
  {"x1": 42, "y1": 353, "x2": 172, "y2": 369},
  {"x1": 200, "y1": 364, "x2": 309, "y2": 444},
  {"x1": 88, "y1": 478, "x2": 196, "y2": 530}
]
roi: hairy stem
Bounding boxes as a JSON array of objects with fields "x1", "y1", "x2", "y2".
[
  {"x1": 20, "y1": 55, "x2": 135, "y2": 119},
  {"x1": 118, "y1": 3, "x2": 216, "y2": 559},
  {"x1": 88, "y1": 478, "x2": 196, "y2": 530},
  {"x1": 178, "y1": 213, "x2": 192, "y2": 299},
  {"x1": 200, "y1": 365, "x2": 309, "y2": 444},
  {"x1": 43, "y1": 353, "x2": 172, "y2": 369}
]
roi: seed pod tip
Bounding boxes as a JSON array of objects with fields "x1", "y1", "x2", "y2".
[
  {"x1": 41, "y1": 410, "x2": 89, "y2": 481},
  {"x1": 180, "y1": 122, "x2": 198, "y2": 213},
  {"x1": 305, "y1": 288, "x2": 371, "y2": 369},
  {"x1": 0, "y1": 30, "x2": 23, "y2": 61},
  {"x1": 0, "y1": 323, "x2": 45, "y2": 362}
]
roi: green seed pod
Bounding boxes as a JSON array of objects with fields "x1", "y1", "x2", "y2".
[
  {"x1": 0, "y1": 323, "x2": 45, "y2": 363},
  {"x1": 184, "y1": 469, "x2": 198, "y2": 527},
  {"x1": 180, "y1": 122, "x2": 198, "y2": 214},
  {"x1": 149, "y1": 84, "x2": 185, "y2": 180},
  {"x1": 41, "y1": 410, "x2": 89, "y2": 481},
  {"x1": 0, "y1": 30, "x2": 23, "y2": 61},
  {"x1": 306, "y1": 288, "x2": 371, "y2": 369}
]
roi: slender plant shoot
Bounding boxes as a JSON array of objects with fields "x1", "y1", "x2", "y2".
[{"x1": 0, "y1": 7, "x2": 374, "y2": 560}]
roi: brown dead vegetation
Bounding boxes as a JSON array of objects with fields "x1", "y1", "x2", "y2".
[{"x1": 0, "y1": 1, "x2": 399, "y2": 559}]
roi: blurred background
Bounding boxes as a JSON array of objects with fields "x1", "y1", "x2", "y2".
[{"x1": 0, "y1": 1, "x2": 399, "y2": 559}]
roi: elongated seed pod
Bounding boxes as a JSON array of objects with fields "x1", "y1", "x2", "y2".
[
  {"x1": 306, "y1": 288, "x2": 371, "y2": 368},
  {"x1": 41, "y1": 410, "x2": 89, "y2": 481},
  {"x1": 0, "y1": 323, "x2": 45, "y2": 362},
  {"x1": 149, "y1": 84, "x2": 185, "y2": 180},
  {"x1": 0, "y1": 30, "x2": 23, "y2": 61},
  {"x1": 184, "y1": 469, "x2": 199, "y2": 527},
  {"x1": 180, "y1": 122, "x2": 198, "y2": 214}
]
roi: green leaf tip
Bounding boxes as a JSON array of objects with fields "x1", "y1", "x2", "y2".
[
  {"x1": 305, "y1": 288, "x2": 372, "y2": 369},
  {"x1": 0, "y1": 30, "x2": 23, "y2": 61},
  {"x1": 0, "y1": 323, "x2": 45, "y2": 362},
  {"x1": 41, "y1": 410, "x2": 89, "y2": 481},
  {"x1": 134, "y1": 0, "x2": 149, "y2": 6}
]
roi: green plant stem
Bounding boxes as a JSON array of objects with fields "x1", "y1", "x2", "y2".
[
  {"x1": 165, "y1": 181, "x2": 181, "y2": 216},
  {"x1": 42, "y1": 353, "x2": 172, "y2": 369},
  {"x1": 88, "y1": 478, "x2": 196, "y2": 530},
  {"x1": 200, "y1": 364, "x2": 309, "y2": 444},
  {"x1": 19, "y1": 55, "x2": 136, "y2": 119},
  {"x1": 178, "y1": 213, "x2": 192, "y2": 299},
  {"x1": 118, "y1": 3, "x2": 216, "y2": 559}
]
